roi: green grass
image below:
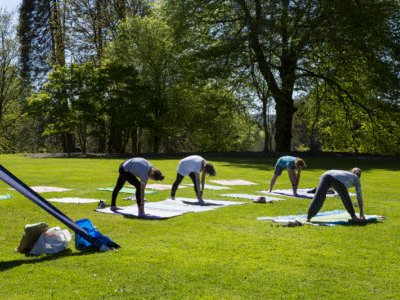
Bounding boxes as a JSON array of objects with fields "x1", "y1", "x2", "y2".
[{"x1": 0, "y1": 154, "x2": 399, "y2": 299}]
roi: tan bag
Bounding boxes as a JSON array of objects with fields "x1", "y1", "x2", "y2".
[{"x1": 16, "y1": 222, "x2": 49, "y2": 253}]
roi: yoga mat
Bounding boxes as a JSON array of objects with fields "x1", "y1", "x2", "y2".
[
  {"x1": 8, "y1": 186, "x2": 71, "y2": 193},
  {"x1": 0, "y1": 194, "x2": 12, "y2": 200},
  {"x1": 186, "y1": 184, "x2": 231, "y2": 190},
  {"x1": 96, "y1": 198, "x2": 246, "y2": 219},
  {"x1": 146, "y1": 184, "x2": 187, "y2": 190},
  {"x1": 97, "y1": 187, "x2": 157, "y2": 195},
  {"x1": 257, "y1": 210, "x2": 385, "y2": 226},
  {"x1": 260, "y1": 188, "x2": 356, "y2": 199},
  {"x1": 209, "y1": 179, "x2": 257, "y2": 186},
  {"x1": 48, "y1": 197, "x2": 100, "y2": 204},
  {"x1": 219, "y1": 193, "x2": 284, "y2": 202},
  {"x1": 96, "y1": 206, "x2": 184, "y2": 219}
]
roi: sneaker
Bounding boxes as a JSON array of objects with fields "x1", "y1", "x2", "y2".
[
  {"x1": 253, "y1": 196, "x2": 266, "y2": 203},
  {"x1": 97, "y1": 200, "x2": 106, "y2": 209}
]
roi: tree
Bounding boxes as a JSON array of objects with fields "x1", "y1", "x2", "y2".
[
  {"x1": 0, "y1": 8, "x2": 25, "y2": 153},
  {"x1": 107, "y1": 15, "x2": 179, "y2": 152},
  {"x1": 0, "y1": 8, "x2": 21, "y2": 123},
  {"x1": 18, "y1": 0, "x2": 75, "y2": 153},
  {"x1": 18, "y1": 0, "x2": 66, "y2": 85},
  {"x1": 163, "y1": 0, "x2": 400, "y2": 152}
]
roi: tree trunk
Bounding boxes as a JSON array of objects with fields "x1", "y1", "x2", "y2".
[
  {"x1": 274, "y1": 96, "x2": 295, "y2": 152},
  {"x1": 61, "y1": 132, "x2": 74, "y2": 155},
  {"x1": 153, "y1": 132, "x2": 160, "y2": 153},
  {"x1": 137, "y1": 127, "x2": 142, "y2": 153},
  {"x1": 130, "y1": 126, "x2": 138, "y2": 153},
  {"x1": 262, "y1": 98, "x2": 270, "y2": 152},
  {"x1": 108, "y1": 124, "x2": 123, "y2": 153},
  {"x1": 97, "y1": 119, "x2": 106, "y2": 153}
]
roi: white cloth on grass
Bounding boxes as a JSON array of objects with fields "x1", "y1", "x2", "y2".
[{"x1": 209, "y1": 179, "x2": 257, "y2": 186}]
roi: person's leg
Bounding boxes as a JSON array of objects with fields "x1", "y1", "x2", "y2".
[
  {"x1": 125, "y1": 173, "x2": 142, "y2": 206},
  {"x1": 330, "y1": 179, "x2": 356, "y2": 218},
  {"x1": 307, "y1": 174, "x2": 332, "y2": 220},
  {"x1": 269, "y1": 166, "x2": 283, "y2": 192},
  {"x1": 111, "y1": 164, "x2": 127, "y2": 207},
  {"x1": 269, "y1": 174, "x2": 278, "y2": 192},
  {"x1": 188, "y1": 172, "x2": 198, "y2": 195},
  {"x1": 171, "y1": 173, "x2": 184, "y2": 199}
]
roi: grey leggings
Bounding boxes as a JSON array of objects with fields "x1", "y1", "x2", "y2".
[{"x1": 307, "y1": 174, "x2": 355, "y2": 219}]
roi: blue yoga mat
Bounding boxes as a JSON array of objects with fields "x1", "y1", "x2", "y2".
[{"x1": 257, "y1": 210, "x2": 385, "y2": 226}]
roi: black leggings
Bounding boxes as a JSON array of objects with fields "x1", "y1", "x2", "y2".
[
  {"x1": 171, "y1": 173, "x2": 198, "y2": 198},
  {"x1": 111, "y1": 164, "x2": 142, "y2": 207},
  {"x1": 307, "y1": 174, "x2": 355, "y2": 219}
]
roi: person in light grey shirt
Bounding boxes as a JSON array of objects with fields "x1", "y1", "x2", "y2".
[
  {"x1": 111, "y1": 157, "x2": 164, "y2": 216},
  {"x1": 171, "y1": 155, "x2": 216, "y2": 203},
  {"x1": 307, "y1": 168, "x2": 365, "y2": 222}
]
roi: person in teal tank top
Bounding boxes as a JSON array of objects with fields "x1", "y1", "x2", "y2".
[{"x1": 268, "y1": 156, "x2": 306, "y2": 196}]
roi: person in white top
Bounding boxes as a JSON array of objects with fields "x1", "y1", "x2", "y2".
[
  {"x1": 307, "y1": 168, "x2": 365, "y2": 223},
  {"x1": 111, "y1": 157, "x2": 164, "y2": 216},
  {"x1": 171, "y1": 155, "x2": 216, "y2": 203}
]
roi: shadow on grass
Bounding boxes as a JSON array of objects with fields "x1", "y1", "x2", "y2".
[{"x1": 0, "y1": 249, "x2": 96, "y2": 272}]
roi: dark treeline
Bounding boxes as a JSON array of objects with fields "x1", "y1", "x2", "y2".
[{"x1": 0, "y1": 1, "x2": 399, "y2": 155}]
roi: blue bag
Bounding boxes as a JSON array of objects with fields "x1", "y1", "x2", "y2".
[{"x1": 75, "y1": 219, "x2": 119, "y2": 251}]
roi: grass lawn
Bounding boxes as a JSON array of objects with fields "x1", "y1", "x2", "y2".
[{"x1": 0, "y1": 154, "x2": 399, "y2": 299}]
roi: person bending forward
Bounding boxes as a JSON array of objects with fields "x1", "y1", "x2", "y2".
[
  {"x1": 269, "y1": 156, "x2": 306, "y2": 196},
  {"x1": 307, "y1": 168, "x2": 365, "y2": 222},
  {"x1": 171, "y1": 155, "x2": 216, "y2": 203},
  {"x1": 111, "y1": 157, "x2": 164, "y2": 216}
]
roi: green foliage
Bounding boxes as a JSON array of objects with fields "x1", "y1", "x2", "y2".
[
  {"x1": 295, "y1": 50, "x2": 400, "y2": 155},
  {"x1": 0, "y1": 154, "x2": 399, "y2": 298}
]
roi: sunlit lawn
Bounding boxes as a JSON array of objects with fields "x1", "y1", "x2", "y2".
[{"x1": 0, "y1": 154, "x2": 399, "y2": 299}]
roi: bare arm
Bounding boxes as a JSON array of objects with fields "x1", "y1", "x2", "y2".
[
  {"x1": 139, "y1": 182, "x2": 146, "y2": 215},
  {"x1": 288, "y1": 169, "x2": 298, "y2": 195},
  {"x1": 355, "y1": 181, "x2": 365, "y2": 218},
  {"x1": 296, "y1": 169, "x2": 302, "y2": 188},
  {"x1": 194, "y1": 172, "x2": 203, "y2": 201},
  {"x1": 201, "y1": 170, "x2": 206, "y2": 193}
]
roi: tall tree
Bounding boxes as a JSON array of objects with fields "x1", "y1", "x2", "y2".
[
  {"x1": 18, "y1": 0, "x2": 75, "y2": 153},
  {"x1": 164, "y1": 0, "x2": 399, "y2": 152},
  {"x1": 0, "y1": 8, "x2": 21, "y2": 123},
  {"x1": 107, "y1": 15, "x2": 178, "y2": 152}
]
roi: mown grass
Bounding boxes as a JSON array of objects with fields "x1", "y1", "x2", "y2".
[{"x1": 0, "y1": 154, "x2": 399, "y2": 299}]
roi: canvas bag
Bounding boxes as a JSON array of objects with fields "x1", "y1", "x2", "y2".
[
  {"x1": 29, "y1": 226, "x2": 72, "y2": 255},
  {"x1": 16, "y1": 222, "x2": 49, "y2": 253}
]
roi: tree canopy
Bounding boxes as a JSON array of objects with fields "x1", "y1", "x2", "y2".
[{"x1": 0, "y1": 0, "x2": 398, "y2": 154}]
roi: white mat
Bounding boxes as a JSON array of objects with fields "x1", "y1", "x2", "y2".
[
  {"x1": 210, "y1": 179, "x2": 257, "y2": 186},
  {"x1": 143, "y1": 184, "x2": 187, "y2": 190},
  {"x1": 260, "y1": 188, "x2": 356, "y2": 199},
  {"x1": 219, "y1": 193, "x2": 284, "y2": 202},
  {"x1": 96, "y1": 198, "x2": 245, "y2": 219},
  {"x1": 48, "y1": 197, "x2": 100, "y2": 204},
  {"x1": 186, "y1": 184, "x2": 231, "y2": 190},
  {"x1": 7, "y1": 186, "x2": 72, "y2": 193}
]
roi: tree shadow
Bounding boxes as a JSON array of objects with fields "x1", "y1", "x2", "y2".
[{"x1": 0, "y1": 249, "x2": 96, "y2": 272}]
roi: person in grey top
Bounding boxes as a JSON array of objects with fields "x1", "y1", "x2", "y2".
[
  {"x1": 307, "y1": 168, "x2": 365, "y2": 222},
  {"x1": 111, "y1": 157, "x2": 164, "y2": 216},
  {"x1": 171, "y1": 155, "x2": 216, "y2": 203}
]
